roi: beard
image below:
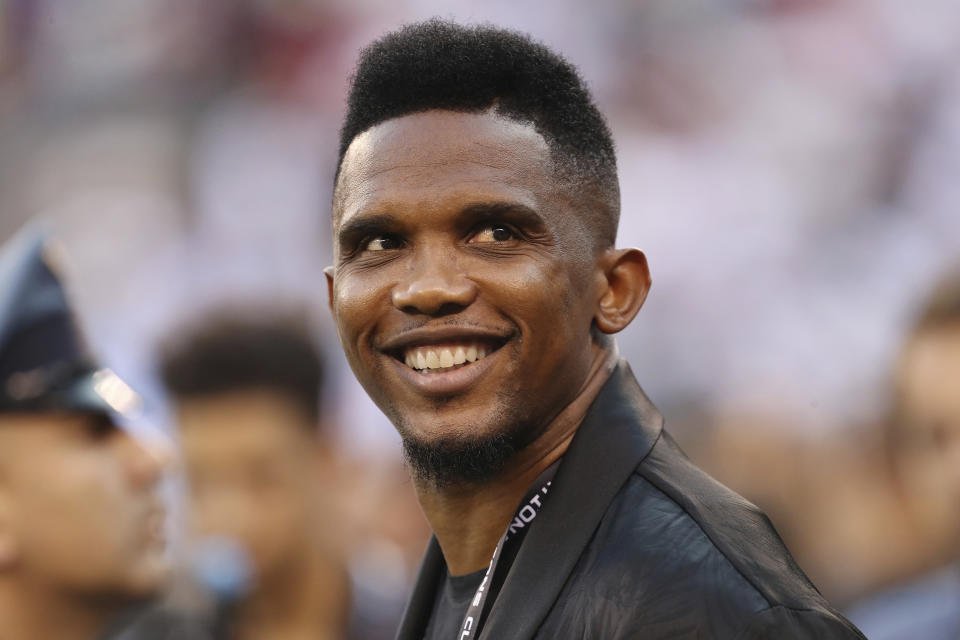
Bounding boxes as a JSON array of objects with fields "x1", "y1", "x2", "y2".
[
  {"x1": 395, "y1": 389, "x2": 544, "y2": 489},
  {"x1": 401, "y1": 430, "x2": 517, "y2": 489}
]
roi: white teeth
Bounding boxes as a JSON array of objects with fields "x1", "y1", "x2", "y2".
[
  {"x1": 439, "y1": 348, "x2": 454, "y2": 368},
  {"x1": 403, "y1": 343, "x2": 495, "y2": 371}
]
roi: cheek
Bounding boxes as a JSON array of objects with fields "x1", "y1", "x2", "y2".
[
  {"x1": 333, "y1": 270, "x2": 389, "y2": 347},
  {"x1": 29, "y1": 456, "x2": 124, "y2": 518},
  {"x1": 13, "y1": 463, "x2": 127, "y2": 571},
  {"x1": 901, "y1": 450, "x2": 959, "y2": 527},
  {"x1": 254, "y1": 494, "x2": 307, "y2": 548},
  {"x1": 240, "y1": 495, "x2": 308, "y2": 577},
  {"x1": 483, "y1": 257, "x2": 591, "y2": 331}
]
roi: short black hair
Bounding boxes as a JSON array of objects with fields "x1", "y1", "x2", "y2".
[
  {"x1": 336, "y1": 19, "x2": 620, "y2": 245},
  {"x1": 158, "y1": 312, "x2": 324, "y2": 425}
]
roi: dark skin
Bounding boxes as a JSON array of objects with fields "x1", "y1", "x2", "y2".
[{"x1": 327, "y1": 109, "x2": 650, "y2": 574}]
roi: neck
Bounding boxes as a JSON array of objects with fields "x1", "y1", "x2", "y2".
[
  {"x1": 235, "y1": 537, "x2": 349, "y2": 640},
  {"x1": 418, "y1": 345, "x2": 618, "y2": 575},
  {"x1": 0, "y1": 578, "x2": 121, "y2": 640}
]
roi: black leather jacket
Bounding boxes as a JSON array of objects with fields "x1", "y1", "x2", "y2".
[{"x1": 396, "y1": 362, "x2": 866, "y2": 639}]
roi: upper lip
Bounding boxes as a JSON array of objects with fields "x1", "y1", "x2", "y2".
[{"x1": 377, "y1": 325, "x2": 514, "y2": 354}]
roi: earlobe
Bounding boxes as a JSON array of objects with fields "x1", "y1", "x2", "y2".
[
  {"x1": 324, "y1": 266, "x2": 335, "y2": 312},
  {"x1": 594, "y1": 248, "x2": 651, "y2": 334}
]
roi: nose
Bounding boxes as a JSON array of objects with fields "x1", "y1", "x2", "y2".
[
  {"x1": 392, "y1": 247, "x2": 477, "y2": 315},
  {"x1": 120, "y1": 428, "x2": 174, "y2": 488}
]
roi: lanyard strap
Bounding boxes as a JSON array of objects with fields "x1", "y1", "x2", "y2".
[{"x1": 456, "y1": 460, "x2": 561, "y2": 640}]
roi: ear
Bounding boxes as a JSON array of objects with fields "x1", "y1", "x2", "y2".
[
  {"x1": 324, "y1": 266, "x2": 335, "y2": 312},
  {"x1": 594, "y1": 248, "x2": 651, "y2": 334}
]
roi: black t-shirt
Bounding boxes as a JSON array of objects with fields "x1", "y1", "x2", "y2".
[{"x1": 422, "y1": 568, "x2": 486, "y2": 640}]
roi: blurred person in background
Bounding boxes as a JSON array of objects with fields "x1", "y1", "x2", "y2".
[
  {"x1": 159, "y1": 312, "x2": 357, "y2": 640},
  {"x1": 846, "y1": 268, "x2": 960, "y2": 639},
  {"x1": 326, "y1": 20, "x2": 864, "y2": 640},
  {"x1": 0, "y1": 226, "x2": 170, "y2": 640}
]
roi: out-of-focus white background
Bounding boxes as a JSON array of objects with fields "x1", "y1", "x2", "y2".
[{"x1": 1, "y1": 0, "x2": 959, "y2": 613}]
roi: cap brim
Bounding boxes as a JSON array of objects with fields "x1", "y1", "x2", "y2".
[{"x1": 55, "y1": 368, "x2": 143, "y2": 422}]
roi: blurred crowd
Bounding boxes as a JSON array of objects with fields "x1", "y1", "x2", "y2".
[{"x1": 1, "y1": 0, "x2": 959, "y2": 638}]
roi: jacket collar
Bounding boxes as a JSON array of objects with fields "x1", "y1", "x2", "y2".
[
  {"x1": 395, "y1": 360, "x2": 663, "y2": 640},
  {"x1": 394, "y1": 535, "x2": 445, "y2": 640}
]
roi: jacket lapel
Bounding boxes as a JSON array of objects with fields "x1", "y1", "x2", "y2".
[
  {"x1": 393, "y1": 361, "x2": 663, "y2": 640},
  {"x1": 394, "y1": 537, "x2": 445, "y2": 640},
  {"x1": 478, "y1": 361, "x2": 663, "y2": 640}
]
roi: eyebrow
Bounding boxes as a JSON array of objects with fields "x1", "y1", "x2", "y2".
[
  {"x1": 455, "y1": 202, "x2": 546, "y2": 230},
  {"x1": 337, "y1": 213, "x2": 402, "y2": 247}
]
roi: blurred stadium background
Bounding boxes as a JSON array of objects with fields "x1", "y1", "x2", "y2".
[{"x1": 1, "y1": 0, "x2": 959, "y2": 626}]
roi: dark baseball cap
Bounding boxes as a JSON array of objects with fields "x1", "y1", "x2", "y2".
[{"x1": 0, "y1": 224, "x2": 141, "y2": 419}]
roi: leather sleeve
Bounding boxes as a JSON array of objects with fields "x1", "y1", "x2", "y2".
[{"x1": 733, "y1": 606, "x2": 867, "y2": 640}]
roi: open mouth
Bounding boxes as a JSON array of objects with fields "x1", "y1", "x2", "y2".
[{"x1": 391, "y1": 338, "x2": 507, "y2": 374}]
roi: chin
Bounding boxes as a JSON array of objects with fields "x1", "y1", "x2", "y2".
[
  {"x1": 396, "y1": 409, "x2": 540, "y2": 489},
  {"x1": 119, "y1": 556, "x2": 171, "y2": 600}
]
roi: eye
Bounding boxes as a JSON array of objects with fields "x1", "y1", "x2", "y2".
[
  {"x1": 84, "y1": 413, "x2": 117, "y2": 440},
  {"x1": 469, "y1": 224, "x2": 515, "y2": 244},
  {"x1": 364, "y1": 235, "x2": 403, "y2": 252}
]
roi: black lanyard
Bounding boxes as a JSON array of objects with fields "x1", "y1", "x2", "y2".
[{"x1": 456, "y1": 459, "x2": 561, "y2": 640}]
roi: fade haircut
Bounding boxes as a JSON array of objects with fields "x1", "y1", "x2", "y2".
[
  {"x1": 159, "y1": 311, "x2": 324, "y2": 426},
  {"x1": 335, "y1": 19, "x2": 620, "y2": 246}
]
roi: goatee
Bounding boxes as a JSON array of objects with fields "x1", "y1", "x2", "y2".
[{"x1": 401, "y1": 430, "x2": 520, "y2": 489}]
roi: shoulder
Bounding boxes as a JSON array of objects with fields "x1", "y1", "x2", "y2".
[
  {"x1": 635, "y1": 431, "x2": 832, "y2": 612},
  {"x1": 541, "y1": 467, "x2": 767, "y2": 638},
  {"x1": 538, "y1": 431, "x2": 864, "y2": 639},
  {"x1": 633, "y1": 431, "x2": 862, "y2": 636},
  {"x1": 732, "y1": 605, "x2": 868, "y2": 639}
]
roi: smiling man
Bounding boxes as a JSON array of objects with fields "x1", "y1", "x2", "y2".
[{"x1": 326, "y1": 20, "x2": 864, "y2": 640}]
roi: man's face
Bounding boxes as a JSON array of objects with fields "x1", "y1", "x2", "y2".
[
  {"x1": 895, "y1": 324, "x2": 960, "y2": 544},
  {"x1": 329, "y1": 110, "x2": 602, "y2": 458},
  {"x1": 0, "y1": 413, "x2": 168, "y2": 599},
  {"x1": 178, "y1": 390, "x2": 319, "y2": 585}
]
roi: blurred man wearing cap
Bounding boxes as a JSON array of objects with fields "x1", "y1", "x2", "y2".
[{"x1": 0, "y1": 226, "x2": 169, "y2": 640}]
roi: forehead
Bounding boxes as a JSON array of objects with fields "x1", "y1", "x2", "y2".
[
  {"x1": 0, "y1": 413, "x2": 97, "y2": 466},
  {"x1": 178, "y1": 391, "x2": 313, "y2": 448},
  {"x1": 335, "y1": 110, "x2": 554, "y2": 225}
]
